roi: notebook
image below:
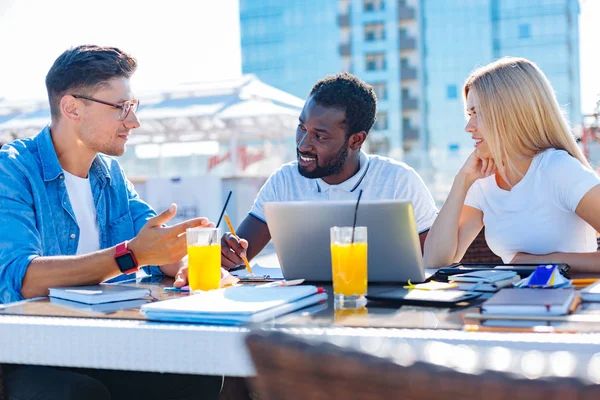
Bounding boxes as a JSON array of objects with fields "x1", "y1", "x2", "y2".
[
  {"x1": 580, "y1": 281, "x2": 600, "y2": 302},
  {"x1": 50, "y1": 297, "x2": 150, "y2": 314},
  {"x1": 48, "y1": 284, "x2": 150, "y2": 305},
  {"x1": 448, "y1": 270, "x2": 517, "y2": 283},
  {"x1": 481, "y1": 288, "x2": 576, "y2": 316},
  {"x1": 140, "y1": 285, "x2": 327, "y2": 325}
]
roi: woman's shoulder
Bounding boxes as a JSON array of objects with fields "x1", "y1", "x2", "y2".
[{"x1": 536, "y1": 148, "x2": 579, "y2": 166}]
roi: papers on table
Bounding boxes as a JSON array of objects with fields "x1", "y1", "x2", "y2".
[
  {"x1": 230, "y1": 263, "x2": 284, "y2": 280},
  {"x1": 140, "y1": 285, "x2": 327, "y2": 325},
  {"x1": 48, "y1": 285, "x2": 150, "y2": 305}
]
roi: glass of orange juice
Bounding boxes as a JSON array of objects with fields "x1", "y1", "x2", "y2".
[
  {"x1": 186, "y1": 227, "x2": 221, "y2": 291},
  {"x1": 330, "y1": 226, "x2": 368, "y2": 306}
]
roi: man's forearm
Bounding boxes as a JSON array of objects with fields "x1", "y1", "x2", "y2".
[{"x1": 21, "y1": 247, "x2": 121, "y2": 298}]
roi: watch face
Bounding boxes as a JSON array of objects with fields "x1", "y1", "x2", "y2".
[{"x1": 117, "y1": 253, "x2": 137, "y2": 272}]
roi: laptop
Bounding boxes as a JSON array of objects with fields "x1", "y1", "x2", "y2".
[{"x1": 263, "y1": 200, "x2": 425, "y2": 283}]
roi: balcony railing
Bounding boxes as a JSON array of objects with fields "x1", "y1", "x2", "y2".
[
  {"x1": 339, "y1": 43, "x2": 351, "y2": 56},
  {"x1": 399, "y1": 36, "x2": 416, "y2": 51},
  {"x1": 398, "y1": 4, "x2": 416, "y2": 20},
  {"x1": 400, "y1": 65, "x2": 417, "y2": 80},
  {"x1": 403, "y1": 126, "x2": 419, "y2": 140},
  {"x1": 402, "y1": 97, "x2": 418, "y2": 110},
  {"x1": 338, "y1": 13, "x2": 350, "y2": 26}
]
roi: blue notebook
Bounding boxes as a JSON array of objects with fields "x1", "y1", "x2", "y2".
[{"x1": 140, "y1": 285, "x2": 327, "y2": 325}]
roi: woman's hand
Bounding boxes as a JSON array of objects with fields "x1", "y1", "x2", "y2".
[{"x1": 458, "y1": 150, "x2": 497, "y2": 185}]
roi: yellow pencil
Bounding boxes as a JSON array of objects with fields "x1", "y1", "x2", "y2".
[{"x1": 223, "y1": 214, "x2": 254, "y2": 275}]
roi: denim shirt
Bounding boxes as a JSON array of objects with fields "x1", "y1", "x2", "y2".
[{"x1": 0, "y1": 126, "x2": 162, "y2": 303}]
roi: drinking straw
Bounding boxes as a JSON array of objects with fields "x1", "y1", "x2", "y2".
[
  {"x1": 351, "y1": 189, "x2": 363, "y2": 244},
  {"x1": 216, "y1": 191, "x2": 232, "y2": 228}
]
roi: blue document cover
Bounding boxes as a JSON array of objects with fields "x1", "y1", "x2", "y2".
[{"x1": 140, "y1": 285, "x2": 327, "y2": 325}]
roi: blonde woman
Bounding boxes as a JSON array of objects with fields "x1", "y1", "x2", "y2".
[{"x1": 424, "y1": 57, "x2": 600, "y2": 272}]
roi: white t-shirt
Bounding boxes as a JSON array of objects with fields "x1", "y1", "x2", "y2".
[
  {"x1": 63, "y1": 170, "x2": 101, "y2": 255},
  {"x1": 465, "y1": 148, "x2": 600, "y2": 262},
  {"x1": 250, "y1": 151, "x2": 438, "y2": 233}
]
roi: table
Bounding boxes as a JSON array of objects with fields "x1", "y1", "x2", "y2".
[{"x1": 2, "y1": 275, "x2": 600, "y2": 378}]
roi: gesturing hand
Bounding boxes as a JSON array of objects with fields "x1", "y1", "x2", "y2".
[{"x1": 128, "y1": 203, "x2": 215, "y2": 267}]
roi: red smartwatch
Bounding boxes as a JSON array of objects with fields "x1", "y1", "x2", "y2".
[{"x1": 115, "y1": 241, "x2": 139, "y2": 274}]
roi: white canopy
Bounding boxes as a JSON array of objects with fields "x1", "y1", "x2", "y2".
[{"x1": 0, "y1": 75, "x2": 305, "y2": 145}]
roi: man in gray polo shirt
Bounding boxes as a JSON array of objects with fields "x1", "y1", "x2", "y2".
[{"x1": 221, "y1": 72, "x2": 438, "y2": 269}]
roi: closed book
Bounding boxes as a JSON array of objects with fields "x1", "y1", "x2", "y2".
[
  {"x1": 48, "y1": 284, "x2": 150, "y2": 305},
  {"x1": 482, "y1": 288, "x2": 576, "y2": 316},
  {"x1": 140, "y1": 285, "x2": 327, "y2": 325},
  {"x1": 580, "y1": 281, "x2": 600, "y2": 302},
  {"x1": 457, "y1": 275, "x2": 520, "y2": 292},
  {"x1": 50, "y1": 297, "x2": 150, "y2": 314}
]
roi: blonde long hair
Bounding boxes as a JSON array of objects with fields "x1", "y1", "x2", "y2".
[{"x1": 463, "y1": 57, "x2": 591, "y2": 176}]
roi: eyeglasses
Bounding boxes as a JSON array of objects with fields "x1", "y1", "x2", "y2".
[{"x1": 71, "y1": 94, "x2": 140, "y2": 121}]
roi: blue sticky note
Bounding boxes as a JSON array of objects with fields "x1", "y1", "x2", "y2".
[{"x1": 528, "y1": 265, "x2": 557, "y2": 286}]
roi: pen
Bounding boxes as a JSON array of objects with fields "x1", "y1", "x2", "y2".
[
  {"x1": 223, "y1": 213, "x2": 254, "y2": 276},
  {"x1": 571, "y1": 278, "x2": 599, "y2": 286}
]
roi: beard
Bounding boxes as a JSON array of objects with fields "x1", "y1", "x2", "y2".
[{"x1": 297, "y1": 141, "x2": 349, "y2": 179}]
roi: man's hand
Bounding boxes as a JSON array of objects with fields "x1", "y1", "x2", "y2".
[
  {"x1": 221, "y1": 232, "x2": 249, "y2": 270},
  {"x1": 128, "y1": 203, "x2": 214, "y2": 267}
]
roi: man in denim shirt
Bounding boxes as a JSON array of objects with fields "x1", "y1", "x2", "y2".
[{"x1": 0, "y1": 46, "x2": 222, "y2": 399}]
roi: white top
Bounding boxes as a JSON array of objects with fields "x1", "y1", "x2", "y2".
[
  {"x1": 63, "y1": 170, "x2": 101, "y2": 255},
  {"x1": 465, "y1": 148, "x2": 600, "y2": 262},
  {"x1": 250, "y1": 151, "x2": 438, "y2": 233}
]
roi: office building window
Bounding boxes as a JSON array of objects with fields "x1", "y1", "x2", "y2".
[
  {"x1": 371, "y1": 82, "x2": 387, "y2": 100},
  {"x1": 519, "y1": 23, "x2": 531, "y2": 39},
  {"x1": 373, "y1": 112, "x2": 388, "y2": 131},
  {"x1": 366, "y1": 53, "x2": 386, "y2": 71},
  {"x1": 365, "y1": 23, "x2": 385, "y2": 41},
  {"x1": 364, "y1": 0, "x2": 384, "y2": 12},
  {"x1": 446, "y1": 84, "x2": 457, "y2": 99}
]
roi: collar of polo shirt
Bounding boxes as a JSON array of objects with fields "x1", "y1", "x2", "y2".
[{"x1": 315, "y1": 151, "x2": 370, "y2": 193}]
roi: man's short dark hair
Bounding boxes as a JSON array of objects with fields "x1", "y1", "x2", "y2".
[
  {"x1": 308, "y1": 72, "x2": 377, "y2": 138},
  {"x1": 45, "y1": 45, "x2": 137, "y2": 121}
]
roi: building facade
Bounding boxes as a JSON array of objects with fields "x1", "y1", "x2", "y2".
[
  {"x1": 239, "y1": 0, "x2": 341, "y2": 100},
  {"x1": 240, "y1": 0, "x2": 581, "y2": 177}
]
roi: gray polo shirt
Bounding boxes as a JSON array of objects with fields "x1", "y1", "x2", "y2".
[{"x1": 250, "y1": 151, "x2": 438, "y2": 233}]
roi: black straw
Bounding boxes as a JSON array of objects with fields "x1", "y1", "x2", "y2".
[
  {"x1": 216, "y1": 191, "x2": 232, "y2": 228},
  {"x1": 351, "y1": 189, "x2": 363, "y2": 244}
]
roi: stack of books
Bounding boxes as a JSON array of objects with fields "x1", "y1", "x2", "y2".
[{"x1": 448, "y1": 270, "x2": 519, "y2": 292}]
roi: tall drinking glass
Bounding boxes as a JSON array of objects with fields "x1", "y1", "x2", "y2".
[
  {"x1": 330, "y1": 226, "x2": 368, "y2": 306},
  {"x1": 186, "y1": 227, "x2": 221, "y2": 291}
]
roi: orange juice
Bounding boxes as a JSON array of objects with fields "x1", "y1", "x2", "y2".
[
  {"x1": 334, "y1": 305, "x2": 368, "y2": 323},
  {"x1": 330, "y1": 242, "x2": 368, "y2": 297},
  {"x1": 187, "y1": 244, "x2": 221, "y2": 291}
]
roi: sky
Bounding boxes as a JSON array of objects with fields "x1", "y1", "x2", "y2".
[
  {"x1": 0, "y1": 0, "x2": 598, "y2": 114},
  {"x1": 0, "y1": 0, "x2": 242, "y2": 100}
]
